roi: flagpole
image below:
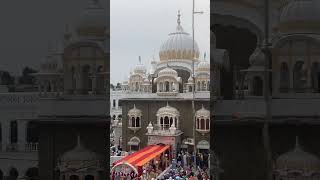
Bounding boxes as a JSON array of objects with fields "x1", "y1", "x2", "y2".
[
  {"x1": 262, "y1": 0, "x2": 272, "y2": 180},
  {"x1": 192, "y1": 0, "x2": 203, "y2": 170}
]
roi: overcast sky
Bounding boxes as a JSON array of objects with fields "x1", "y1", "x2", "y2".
[
  {"x1": 0, "y1": 0, "x2": 209, "y2": 85},
  {"x1": 110, "y1": 0, "x2": 210, "y2": 84},
  {"x1": 0, "y1": 0, "x2": 107, "y2": 75}
]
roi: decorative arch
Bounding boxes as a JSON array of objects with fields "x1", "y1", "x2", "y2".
[
  {"x1": 84, "y1": 175, "x2": 94, "y2": 180},
  {"x1": 280, "y1": 62, "x2": 289, "y2": 92},
  {"x1": 25, "y1": 167, "x2": 38, "y2": 180},
  {"x1": 7, "y1": 167, "x2": 18, "y2": 180},
  {"x1": 69, "y1": 175, "x2": 80, "y2": 180}
]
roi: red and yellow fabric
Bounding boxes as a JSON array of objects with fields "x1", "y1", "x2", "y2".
[{"x1": 112, "y1": 144, "x2": 171, "y2": 175}]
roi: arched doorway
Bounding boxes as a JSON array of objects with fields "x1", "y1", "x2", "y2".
[
  {"x1": 0, "y1": 170, "x2": 3, "y2": 180},
  {"x1": 69, "y1": 175, "x2": 79, "y2": 180},
  {"x1": 25, "y1": 167, "x2": 38, "y2": 180},
  {"x1": 8, "y1": 168, "x2": 18, "y2": 180},
  {"x1": 280, "y1": 62, "x2": 289, "y2": 92},
  {"x1": 252, "y1": 76, "x2": 263, "y2": 96},
  {"x1": 312, "y1": 62, "x2": 320, "y2": 93},
  {"x1": 293, "y1": 61, "x2": 306, "y2": 92},
  {"x1": 212, "y1": 24, "x2": 258, "y2": 99},
  {"x1": 84, "y1": 175, "x2": 94, "y2": 180}
]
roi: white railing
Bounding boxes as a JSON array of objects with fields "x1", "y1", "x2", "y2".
[
  {"x1": 25, "y1": 142, "x2": 39, "y2": 152},
  {"x1": 2, "y1": 143, "x2": 38, "y2": 152}
]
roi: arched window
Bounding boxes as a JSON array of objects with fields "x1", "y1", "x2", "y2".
[
  {"x1": 159, "y1": 82, "x2": 163, "y2": 92},
  {"x1": 202, "y1": 81, "x2": 206, "y2": 91},
  {"x1": 280, "y1": 62, "x2": 289, "y2": 92},
  {"x1": 160, "y1": 117, "x2": 164, "y2": 129},
  {"x1": 8, "y1": 168, "x2": 18, "y2": 180},
  {"x1": 197, "y1": 118, "x2": 200, "y2": 129},
  {"x1": 189, "y1": 86, "x2": 192, "y2": 92},
  {"x1": 197, "y1": 81, "x2": 201, "y2": 91},
  {"x1": 206, "y1": 119, "x2": 210, "y2": 130},
  {"x1": 70, "y1": 175, "x2": 79, "y2": 180},
  {"x1": 131, "y1": 117, "x2": 135, "y2": 127},
  {"x1": 136, "y1": 117, "x2": 140, "y2": 127},
  {"x1": 84, "y1": 175, "x2": 94, "y2": 180},
  {"x1": 165, "y1": 81, "x2": 170, "y2": 92},
  {"x1": 25, "y1": 167, "x2": 38, "y2": 180},
  {"x1": 207, "y1": 81, "x2": 210, "y2": 91},
  {"x1": 0, "y1": 170, "x2": 3, "y2": 180},
  {"x1": 200, "y1": 119, "x2": 205, "y2": 129},
  {"x1": 129, "y1": 137, "x2": 140, "y2": 151},
  {"x1": 293, "y1": 61, "x2": 306, "y2": 92},
  {"x1": 175, "y1": 117, "x2": 178, "y2": 128},
  {"x1": 311, "y1": 62, "x2": 320, "y2": 93},
  {"x1": 252, "y1": 76, "x2": 263, "y2": 96},
  {"x1": 10, "y1": 121, "x2": 18, "y2": 143},
  {"x1": 113, "y1": 99, "x2": 116, "y2": 108},
  {"x1": 163, "y1": 116, "x2": 170, "y2": 130},
  {"x1": 135, "y1": 82, "x2": 139, "y2": 91}
]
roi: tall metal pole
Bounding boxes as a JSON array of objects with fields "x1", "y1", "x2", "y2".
[
  {"x1": 262, "y1": 0, "x2": 272, "y2": 179},
  {"x1": 192, "y1": 0, "x2": 197, "y2": 169},
  {"x1": 192, "y1": 0, "x2": 203, "y2": 170}
]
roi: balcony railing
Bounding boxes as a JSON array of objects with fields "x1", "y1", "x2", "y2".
[
  {"x1": 2, "y1": 142, "x2": 38, "y2": 152},
  {"x1": 25, "y1": 142, "x2": 39, "y2": 152}
]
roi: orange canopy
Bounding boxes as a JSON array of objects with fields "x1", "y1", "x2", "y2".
[{"x1": 113, "y1": 144, "x2": 170, "y2": 168}]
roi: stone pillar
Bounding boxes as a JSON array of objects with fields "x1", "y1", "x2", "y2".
[
  {"x1": 290, "y1": 64, "x2": 294, "y2": 92},
  {"x1": 2, "y1": 121, "x2": 9, "y2": 151},
  {"x1": 92, "y1": 75, "x2": 97, "y2": 94},
  {"x1": 76, "y1": 66, "x2": 83, "y2": 94},
  {"x1": 18, "y1": 121, "x2": 27, "y2": 152}
]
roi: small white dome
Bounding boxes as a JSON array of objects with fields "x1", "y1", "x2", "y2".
[
  {"x1": 197, "y1": 60, "x2": 210, "y2": 72},
  {"x1": 133, "y1": 57, "x2": 146, "y2": 74},
  {"x1": 188, "y1": 76, "x2": 194, "y2": 83},
  {"x1": 60, "y1": 136, "x2": 102, "y2": 162},
  {"x1": 158, "y1": 67, "x2": 178, "y2": 77},
  {"x1": 159, "y1": 11, "x2": 200, "y2": 61},
  {"x1": 196, "y1": 105, "x2": 210, "y2": 118},
  {"x1": 279, "y1": 0, "x2": 320, "y2": 32},
  {"x1": 276, "y1": 137, "x2": 320, "y2": 172},
  {"x1": 157, "y1": 103, "x2": 180, "y2": 117},
  {"x1": 128, "y1": 104, "x2": 142, "y2": 117},
  {"x1": 249, "y1": 48, "x2": 265, "y2": 67}
]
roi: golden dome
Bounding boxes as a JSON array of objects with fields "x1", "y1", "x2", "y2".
[{"x1": 159, "y1": 11, "x2": 200, "y2": 61}]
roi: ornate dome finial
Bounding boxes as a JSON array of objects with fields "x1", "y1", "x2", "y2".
[
  {"x1": 166, "y1": 101, "x2": 169, "y2": 107},
  {"x1": 177, "y1": 10, "x2": 181, "y2": 26},
  {"x1": 139, "y1": 56, "x2": 141, "y2": 64},
  {"x1": 176, "y1": 10, "x2": 183, "y2": 32}
]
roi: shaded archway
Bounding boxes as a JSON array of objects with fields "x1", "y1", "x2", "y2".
[
  {"x1": 69, "y1": 175, "x2": 79, "y2": 180},
  {"x1": 212, "y1": 24, "x2": 258, "y2": 99},
  {"x1": 84, "y1": 175, "x2": 94, "y2": 180},
  {"x1": 8, "y1": 168, "x2": 18, "y2": 180},
  {"x1": 252, "y1": 76, "x2": 263, "y2": 96},
  {"x1": 25, "y1": 167, "x2": 38, "y2": 180},
  {"x1": 293, "y1": 61, "x2": 305, "y2": 92},
  {"x1": 280, "y1": 62, "x2": 289, "y2": 92}
]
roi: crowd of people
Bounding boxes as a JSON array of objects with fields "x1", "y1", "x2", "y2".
[{"x1": 159, "y1": 150, "x2": 210, "y2": 180}]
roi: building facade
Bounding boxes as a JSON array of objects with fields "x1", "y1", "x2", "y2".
[
  {"x1": 212, "y1": 0, "x2": 320, "y2": 179},
  {"x1": 0, "y1": 0, "x2": 109, "y2": 180},
  {"x1": 120, "y1": 12, "x2": 212, "y2": 158}
]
